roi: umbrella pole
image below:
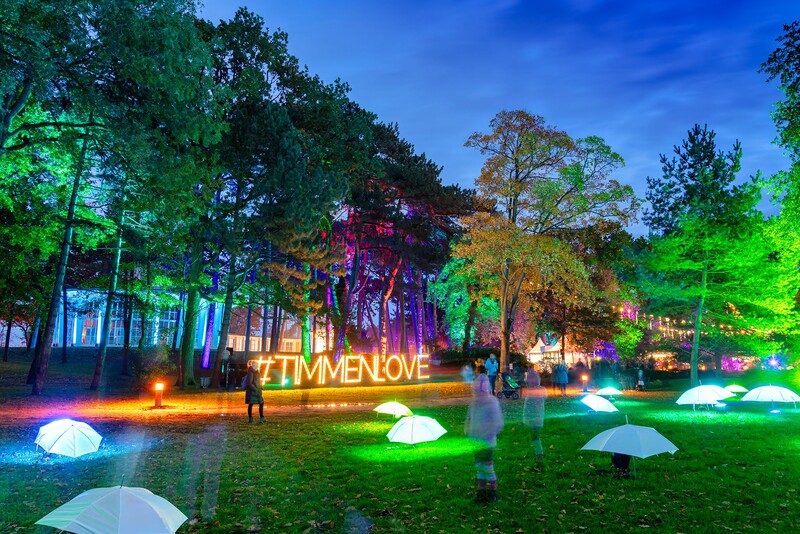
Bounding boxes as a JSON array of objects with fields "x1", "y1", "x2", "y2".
[{"x1": 632, "y1": 457, "x2": 637, "y2": 478}]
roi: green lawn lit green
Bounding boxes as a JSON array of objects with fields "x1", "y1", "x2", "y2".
[{"x1": 2, "y1": 353, "x2": 800, "y2": 532}]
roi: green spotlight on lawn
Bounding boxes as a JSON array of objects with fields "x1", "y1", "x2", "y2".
[{"x1": 349, "y1": 438, "x2": 481, "y2": 464}]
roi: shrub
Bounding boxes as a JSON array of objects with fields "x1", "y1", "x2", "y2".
[
  {"x1": 132, "y1": 344, "x2": 176, "y2": 389},
  {"x1": 430, "y1": 347, "x2": 526, "y2": 369}
]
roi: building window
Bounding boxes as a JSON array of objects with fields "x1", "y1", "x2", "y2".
[{"x1": 81, "y1": 311, "x2": 98, "y2": 346}]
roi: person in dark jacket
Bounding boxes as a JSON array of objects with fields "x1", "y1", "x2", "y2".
[{"x1": 245, "y1": 361, "x2": 265, "y2": 423}]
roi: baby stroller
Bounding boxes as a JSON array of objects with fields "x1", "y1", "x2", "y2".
[{"x1": 496, "y1": 371, "x2": 521, "y2": 399}]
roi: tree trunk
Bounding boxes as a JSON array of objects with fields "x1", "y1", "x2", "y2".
[
  {"x1": 690, "y1": 263, "x2": 708, "y2": 388},
  {"x1": 431, "y1": 300, "x2": 438, "y2": 352},
  {"x1": 201, "y1": 301, "x2": 216, "y2": 369},
  {"x1": 244, "y1": 303, "x2": 253, "y2": 362},
  {"x1": 178, "y1": 235, "x2": 203, "y2": 387},
  {"x1": 335, "y1": 232, "x2": 362, "y2": 359},
  {"x1": 61, "y1": 286, "x2": 68, "y2": 363},
  {"x1": 139, "y1": 257, "x2": 153, "y2": 351},
  {"x1": 277, "y1": 309, "x2": 287, "y2": 351},
  {"x1": 379, "y1": 256, "x2": 403, "y2": 357},
  {"x1": 211, "y1": 254, "x2": 237, "y2": 389},
  {"x1": 2, "y1": 305, "x2": 12, "y2": 362},
  {"x1": 31, "y1": 135, "x2": 89, "y2": 395},
  {"x1": 498, "y1": 262, "x2": 525, "y2": 372},
  {"x1": 462, "y1": 296, "x2": 478, "y2": 355},
  {"x1": 90, "y1": 209, "x2": 124, "y2": 391},
  {"x1": 171, "y1": 291, "x2": 183, "y2": 352},
  {"x1": 26, "y1": 322, "x2": 42, "y2": 384},
  {"x1": 121, "y1": 278, "x2": 132, "y2": 376},
  {"x1": 399, "y1": 273, "x2": 408, "y2": 357},
  {"x1": 261, "y1": 303, "x2": 269, "y2": 353},
  {"x1": 270, "y1": 306, "x2": 282, "y2": 354},
  {"x1": 383, "y1": 291, "x2": 393, "y2": 355},
  {"x1": 301, "y1": 264, "x2": 311, "y2": 362}
]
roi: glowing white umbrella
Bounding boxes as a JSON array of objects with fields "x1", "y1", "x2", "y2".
[
  {"x1": 742, "y1": 385, "x2": 800, "y2": 411},
  {"x1": 374, "y1": 401, "x2": 413, "y2": 418},
  {"x1": 580, "y1": 394, "x2": 618, "y2": 413},
  {"x1": 581, "y1": 420, "x2": 678, "y2": 477},
  {"x1": 675, "y1": 385, "x2": 733, "y2": 409},
  {"x1": 595, "y1": 387, "x2": 623, "y2": 397},
  {"x1": 581, "y1": 422, "x2": 678, "y2": 459},
  {"x1": 34, "y1": 419, "x2": 102, "y2": 458},
  {"x1": 701, "y1": 385, "x2": 736, "y2": 400},
  {"x1": 724, "y1": 384, "x2": 748, "y2": 394},
  {"x1": 35, "y1": 485, "x2": 187, "y2": 534},
  {"x1": 387, "y1": 415, "x2": 446, "y2": 445}
]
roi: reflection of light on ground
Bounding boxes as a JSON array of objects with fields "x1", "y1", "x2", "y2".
[
  {"x1": 0, "y1": 437, "x2": 159, "y2": 466},
  {"x1": 348, "y1": 437, "x2": 480, "y2": 463},
  {"x1": 640, "y1": 409, "x2": 778, "y2": 427},
  {"x1": 331, "y1": 421, "x2": 394, "y2": 438},
  {"x1": 304, "y1": 402, "x2": 370, "y2": 409}
]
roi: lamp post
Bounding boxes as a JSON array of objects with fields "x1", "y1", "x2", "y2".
[
  {"x1": 581, "y1": 374, "x2": 589, "y2": 392},
  {"x1": 154, "y1": 382, "x2": 164, "y2": 408}
]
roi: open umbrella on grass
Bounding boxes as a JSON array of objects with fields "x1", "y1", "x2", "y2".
[
  {"x1": 387, "y1": 415, "x2": 446, "y2": 445},
  {"x1": 374, "y1": 401, "x2": 413, "y2": 418},
  {"x1": 676, "y1": 385, "x2": 733, "y2": 410},
  {"x1": 581, "y1": 418, "x2": 678, "y2": 477},
  {"x1": 595, "y1": 387, "x2": 623, "y2": 400},
  {"x1": 580, "y1": 394, "x2": 618, "y2": 413},
  {"x1": 742, "y1": 385, "x2": 800, "y2": 412},
  {"x1": 34, "y1": 419, "x2": 102, "y2": 458},
  {"x1": 35, "y1": 485, "x2": 187, "y2": 534},
  {"x1": 724, "y1": 384, "x2": 748, "y2": 394}
]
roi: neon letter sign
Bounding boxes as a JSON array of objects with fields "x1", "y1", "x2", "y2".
[{"x1": 248, "y1": 354, "x2": 430, "y2": 387}]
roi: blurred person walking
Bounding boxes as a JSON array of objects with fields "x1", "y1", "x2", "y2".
[
  {"x1": 523, "y1": 368, "x2": 547, "y2": 464},
  {"x1": 465, "y1": 366, "x2": 504, "y2": 503}
]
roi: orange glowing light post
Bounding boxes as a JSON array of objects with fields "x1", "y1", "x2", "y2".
[
  {"x1": 154, "y1": 382, "x2": 164, "y2": 408},
  {"x1": 581, "y1": 374, "x2": 589, "y2": 392}
]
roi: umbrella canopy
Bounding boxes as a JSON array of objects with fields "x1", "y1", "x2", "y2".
[
  {"x1": 374, "y1": 401, "x2": 413, "y2": 418},
  {"x1": 595, "y1": 387, "x2": 623, "y2": 397},
  {"x1": 35, "y1": 485, "x2": 188, "y2": 534},
  {"x1": 387, "y1": 415, "x2": 446, "y2": 445},
  {"x1": 741, "y1": 385, "x2": 800, "y2": 403},
  {"x1": 581, "y1": 423, "x2": 678, "y2": 459},
  {"x1": 724, "y1": 384, "x2": 749, "y2": 394},
  {"x1": 580, "y1": 394, "x2": 619, "y2": 413},
  {"x1": 701, "y1": 385, "x2": 736, "y2": 400},
  {"x1": 675, "y1": 385, "x2": 734, "y2": 408},
  {"x1": 34, "y1": 419, "x2": 102, "y2": 458}
]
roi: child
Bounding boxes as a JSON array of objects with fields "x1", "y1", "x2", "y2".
[{"x1": 465, "y1": 366, "x2": 504, "y2": 503}]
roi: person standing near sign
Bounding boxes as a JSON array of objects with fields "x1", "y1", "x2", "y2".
[
  {"x1": 485, "y1": 353, "x2": 499, "y2": 396},
  {"x1": 245, "y1": 361, "x2": 265, "y2": 423}
]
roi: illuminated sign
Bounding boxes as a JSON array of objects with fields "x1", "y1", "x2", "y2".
[{"x1": 247, "y1": 354, "x2": 430, "y2": 387}]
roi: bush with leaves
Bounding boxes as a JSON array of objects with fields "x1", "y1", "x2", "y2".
[{"x1": 132, "y1": 344, "x2": 176, "y2": 390}]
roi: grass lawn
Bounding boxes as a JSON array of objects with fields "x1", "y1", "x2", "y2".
[{"x1": 2, "y1": 349, "x2": 800, "y2": 532}]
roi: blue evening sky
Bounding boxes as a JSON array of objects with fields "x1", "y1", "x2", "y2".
[{"x1": 201, "y1": 1, "x2": 800, "y2": 233}]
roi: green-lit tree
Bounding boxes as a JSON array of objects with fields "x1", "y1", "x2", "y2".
[
  {"x1": 643, "y1": 124, "x2": 766, "y2": 386},
  {"x1": 428, "y1": 257, "x2": 498, "y2": 353},
  {"x1": 760, "y1": 21, "x2": 800, "y2": 356}
]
